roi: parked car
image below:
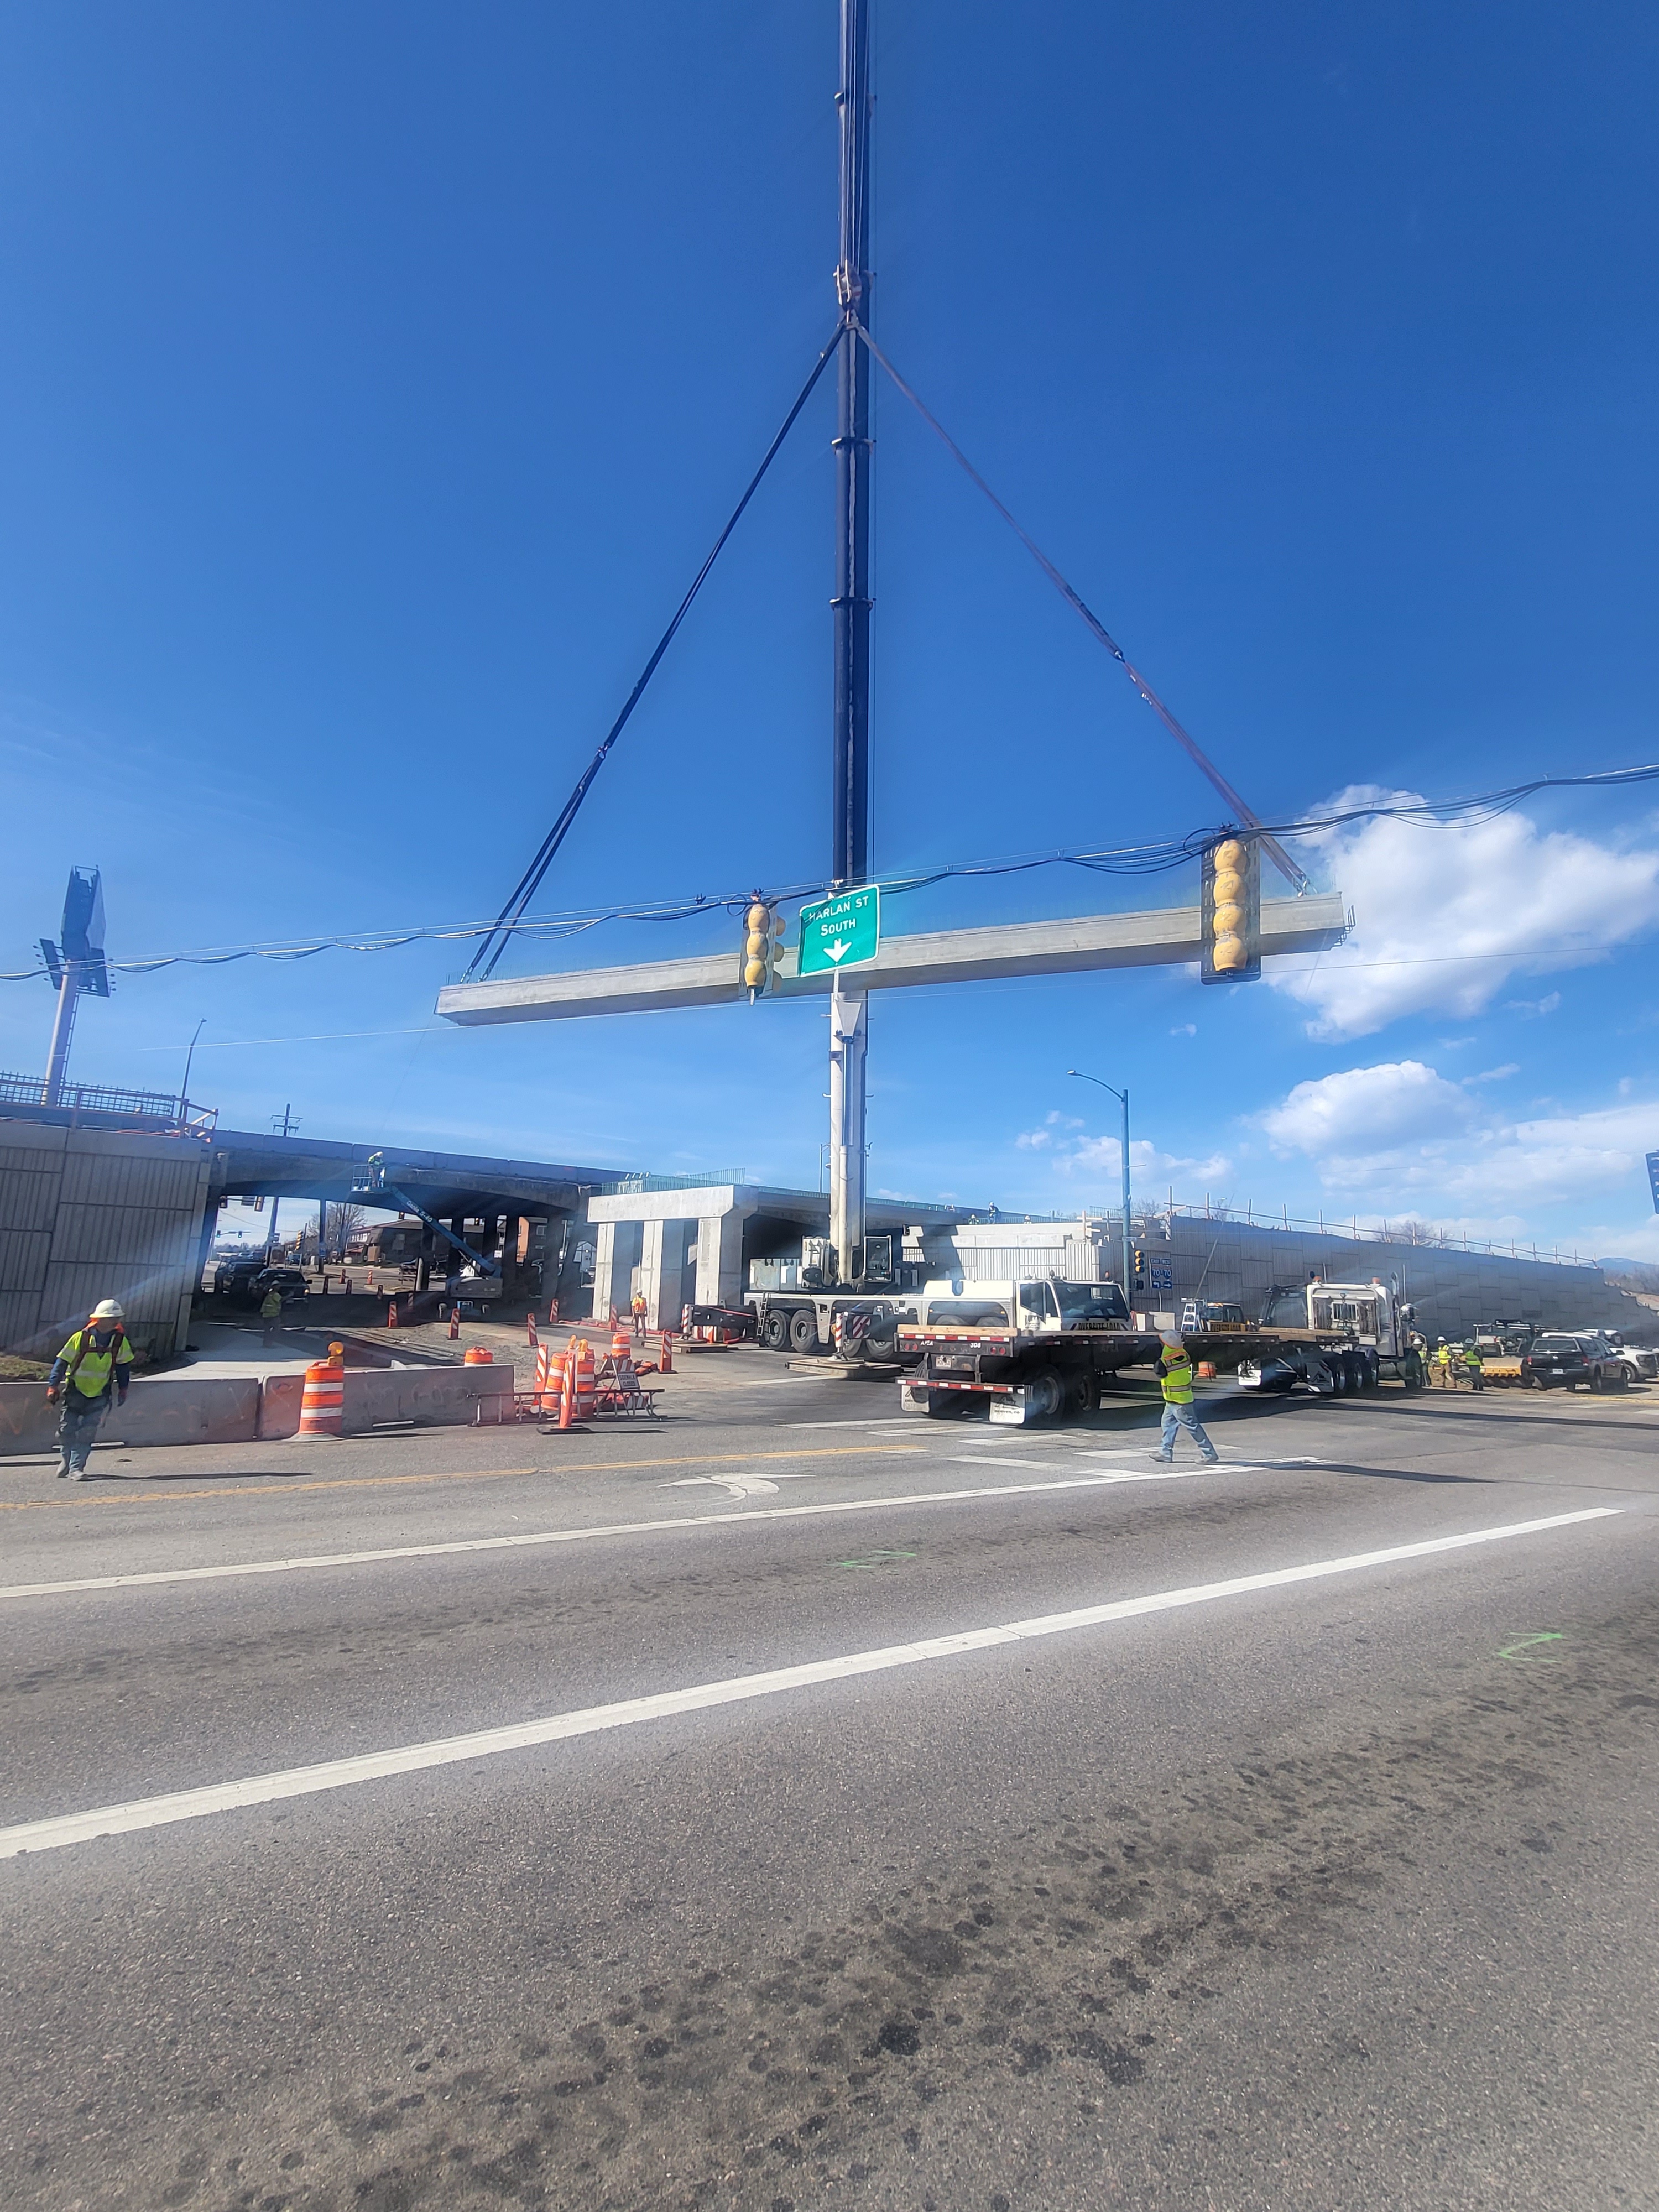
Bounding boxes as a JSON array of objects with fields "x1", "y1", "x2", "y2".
[
  {"x1": 1518, "y1": 1333, "x2": 1628, "y2": 1392},
  {"x1": 1571, "y1": 1327, "x2": 1658, "y2": 1382},
  {"x1": 212, "y1": 1258, "x2": 265, "y2": 1298}
]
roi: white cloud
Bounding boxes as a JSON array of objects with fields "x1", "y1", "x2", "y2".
[
  {"x1": 1260, "y1": 1059, "x2": 1659, "y2": 1223},
  {"x1": 1262, "y1": 1061, "x2": 1473, "y2": 1155},
  {"x1": 1060, "y1": 1134, "x2": 1232, "y2": 1187},
  {"x1": 1269, "y1": 789, "x2": 1659, "y2": 1039},
  {"x1": 1170, "y1": 1022, "x2": 1197, "y2": 1037},
  {"x1": 1464, "y1": 1063, "x2": 1520, "y2": 1084}
]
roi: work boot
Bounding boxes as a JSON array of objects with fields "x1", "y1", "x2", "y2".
[{"x1": 55, "y1": 1462, "x2": 70, "y2": 1479}]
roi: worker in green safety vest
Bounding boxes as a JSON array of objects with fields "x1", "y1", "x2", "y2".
[
  {"x1": 46, "y1": 1299, "x2": 135, "y2": 1480},
  {"x1": 1154, "y1": 1338, "x2": 1220, "y2": 1466}
]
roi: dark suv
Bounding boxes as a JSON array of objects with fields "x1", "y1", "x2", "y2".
[{"x1": 1518, "y1": 1333, "x2": 1627, "y2": 1392}]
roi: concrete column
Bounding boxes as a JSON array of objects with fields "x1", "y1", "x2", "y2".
[
  {"x1": 828, "y1": 981, "x2": 867, "y2": 1283},
  {"x1": 590, "y1": 1222, "x2": 620, "y2": 1322},
  {"x1": 640, "y1": 1218, "x2": 688, "y2": 1331},
  {"x1": 695, "y1": 1208, "x2": 753, "y2": 1308}
]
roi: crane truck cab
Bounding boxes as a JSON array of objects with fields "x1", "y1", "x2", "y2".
[{"x1": 898, "y1": 1276, "x2": 1145, "y2": 1422}]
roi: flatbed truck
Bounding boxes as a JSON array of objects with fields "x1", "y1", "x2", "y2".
[{"x1": 897, "y1": 1275, "x2": 1426, "y2": 1424}]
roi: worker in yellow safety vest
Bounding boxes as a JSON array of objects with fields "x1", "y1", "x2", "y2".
[
  {"x1": 1154, "y1": 1338, "x2": 1220, "y2": 1465},
  {"x1": 46, "y1": 1300, "x2": 135, "y2": 1480}
]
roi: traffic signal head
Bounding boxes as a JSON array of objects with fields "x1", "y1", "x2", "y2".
[
  {"x1": 742, "y1": 900, "x2": 782, "y2": 999},
  {"x1": 1201, "y1": 835, "x2": 1261, "y2": 983}
]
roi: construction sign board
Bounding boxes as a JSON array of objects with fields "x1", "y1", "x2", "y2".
[{"x1": 797, "y1": 885, "x2": 881, "y2": 976}]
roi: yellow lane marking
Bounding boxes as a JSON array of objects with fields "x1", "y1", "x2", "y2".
[{"x1": 0, "y1": 1443, "x2": 924, "y2": 1511}]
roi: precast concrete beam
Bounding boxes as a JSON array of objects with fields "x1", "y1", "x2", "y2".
[{"x1": 434, "y1": 895, "x2": 1348, "y2": 1025}]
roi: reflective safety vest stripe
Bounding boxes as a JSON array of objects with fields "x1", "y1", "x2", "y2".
[
  {"x1": 56, "y1": 1329, "x2": 134, "y2": 1399},
  {"x1": 1160, "y1": 1358, "x2": 1194, "y2": 1405}
]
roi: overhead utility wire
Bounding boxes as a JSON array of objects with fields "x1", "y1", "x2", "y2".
[
  {"x1": 851, "y1": 320, "x2": 1311, "y2": 895},
  {"x1": 465, "y1": 323, "x2": 846, "y2": 982},
  {"x1": 7, "y1": 765, "x2": 1656, "y2": 985}
]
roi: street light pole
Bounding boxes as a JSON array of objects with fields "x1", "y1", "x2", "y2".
[
  {"x1": 178, "y1": 1019, "x2": 206, "y2": 1126},
  {"x1": 1067, "y1": 1070, "x2": 1131, "y2": 1311}
]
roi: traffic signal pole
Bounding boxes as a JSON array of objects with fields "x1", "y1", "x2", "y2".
[
  {"x1": 828, "y1": 0, "x2": 873, "y2": 1285},
  {"x1": 41, "y1": 958, "x2": 79, "y2": 1108}
]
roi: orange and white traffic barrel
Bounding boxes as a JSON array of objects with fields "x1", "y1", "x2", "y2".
[
  {"x1": 299, "y1": 1359, "x2": 345, "y2": 1437},
  {"x1": 535, "y1": 1345, "x2": 566, "y2": 1413},
  {"x1": 572, "y1": 1338, "x2": 597, "y2": 1420},
  {"x1": 462, "y1": 1345, "x2": 494, "y2": 1366}
]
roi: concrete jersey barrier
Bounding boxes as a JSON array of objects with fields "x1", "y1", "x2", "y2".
[{"x1": 0, "y1": 1363, "x2": 517, "y2": 1455}]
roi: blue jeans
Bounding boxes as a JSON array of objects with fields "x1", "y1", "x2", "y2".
[
  {"x1": 1159, "y1": 1400, "x2": 1218, "y2": 1462},
  {"x1": 56, "y1": 1392, "x2": 110, "y2": 1474}
]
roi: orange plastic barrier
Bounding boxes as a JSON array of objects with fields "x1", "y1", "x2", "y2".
[
  {"x1": 462, "y1": 1346, "x2": 494, "y2": 1366},
  {"x1": 299, "y1": 1360, "x2": 345, "y2": 1437},
  {"x1": 571, "y1": 1339, "x2": 596, "y2": 1420},
  {"x1": 534, "y1": 1345, "x2": 566, "y2": 1413}
]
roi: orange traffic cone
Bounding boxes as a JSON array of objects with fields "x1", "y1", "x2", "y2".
[
  {"x1": 659, "y1": 1332, "x2": 673, "y2": 1374},
  {"x1": 448, "y1": 1307, "x2": 460, "y2": 1341}
]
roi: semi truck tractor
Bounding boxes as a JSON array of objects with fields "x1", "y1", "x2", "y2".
[
  {"x1": 897, "y1": 1273, "x2": 1425, "y2": 1424},
  {"x1": 1231, "y1": 1280, "x2": 1424, "y2": 1396}
]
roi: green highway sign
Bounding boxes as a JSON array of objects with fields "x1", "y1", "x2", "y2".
[{"x1": 797, "y1": 884, "x2": 880, "y2": 977}]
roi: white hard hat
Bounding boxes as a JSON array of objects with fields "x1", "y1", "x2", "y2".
[
  {"x1": 1160, "y1": 1332, "x2": 1185, "y2": 1349},
  {"x1": 91, "y1": 1298, "x2": 124, "y2": 1319}
]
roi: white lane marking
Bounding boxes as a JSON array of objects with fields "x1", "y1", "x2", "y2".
[
  {"x1": 0, "y1": 1508, "x2": 1620, "y2": 1859},
  {"x1": 0, "y1": 1462, "x2": 1307, "y2": 1603}
]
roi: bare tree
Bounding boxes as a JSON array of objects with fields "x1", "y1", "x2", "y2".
[{"x1": 324, "y1": 1203, "x2": 367, "y2": 1260}]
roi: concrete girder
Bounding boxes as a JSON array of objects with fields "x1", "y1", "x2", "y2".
[{"x1": 433, "y1": 895, "x2": 1348, "y2": 1026}]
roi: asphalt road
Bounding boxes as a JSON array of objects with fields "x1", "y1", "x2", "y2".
[{"x1": 3, "y1": 1360, "x2": 1657, "y2": 2211}]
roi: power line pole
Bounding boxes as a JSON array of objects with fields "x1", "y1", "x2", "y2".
[{"x1": 828, "y1": 0, "x2": 873, "y2": 1286}]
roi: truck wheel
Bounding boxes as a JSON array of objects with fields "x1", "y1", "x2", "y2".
[
  {"x1": 1065, "y1": 1369, "x2": 1100, "y2": 1416},
  {"x1": 788, "y1": 1310, "x2": 817, "y2": 1354},
  {"x1": 760, "y1": 1310, "x2": 789, "y2": 1351},
  {"x1": 1025, "y1": 1368, "x2": 1066, "y2": 1422}
]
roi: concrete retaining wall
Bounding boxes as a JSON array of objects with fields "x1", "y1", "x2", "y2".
[
  {"x1": 0, "y1": 1364, "x2": 517, "y2": 1455},
  {"x1": 0, "y1": 1120, "x2": 213, "y2": 1362}
]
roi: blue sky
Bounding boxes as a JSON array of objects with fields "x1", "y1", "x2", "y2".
[{"x1": 4, "y1": 0, "x2": 1659, "y2": 1258}]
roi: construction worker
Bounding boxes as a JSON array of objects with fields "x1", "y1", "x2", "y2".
[
  {"x1": 1463, "y1": 1339, "x2": 1486, "y2": 1393},
  {"x1": 260, "y1": 1281, "x2": 284, "y2": 1348},
  {"x1": 45, "y1": 1300, "x2": 134, "y2": 1480},
  {"x1": 1433, "y1": 1337, "x2": 1454, "y2": 1389},
  {"x1": 1154, "y1": 1336, "x2": 1219, "y2": 1465},
  {"x1": 630, "y1": 1290, "x2": 648, "y2": 1340}
]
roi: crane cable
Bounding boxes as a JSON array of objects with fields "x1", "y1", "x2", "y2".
[
  {"x1": 851, "y1": 319, "x2": 1310, "y2": 893},
  {"x1": 464, "y1": 322, "x2": 846, "y2": 982}
]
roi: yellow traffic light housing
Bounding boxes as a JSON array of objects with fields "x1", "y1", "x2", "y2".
[
  {"x1": 742, "y1": 899, "x2": 784, "y2": 1001},
  {"x1": 1201, "y1": 834, "x2": 1261, "y2": 984}
]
